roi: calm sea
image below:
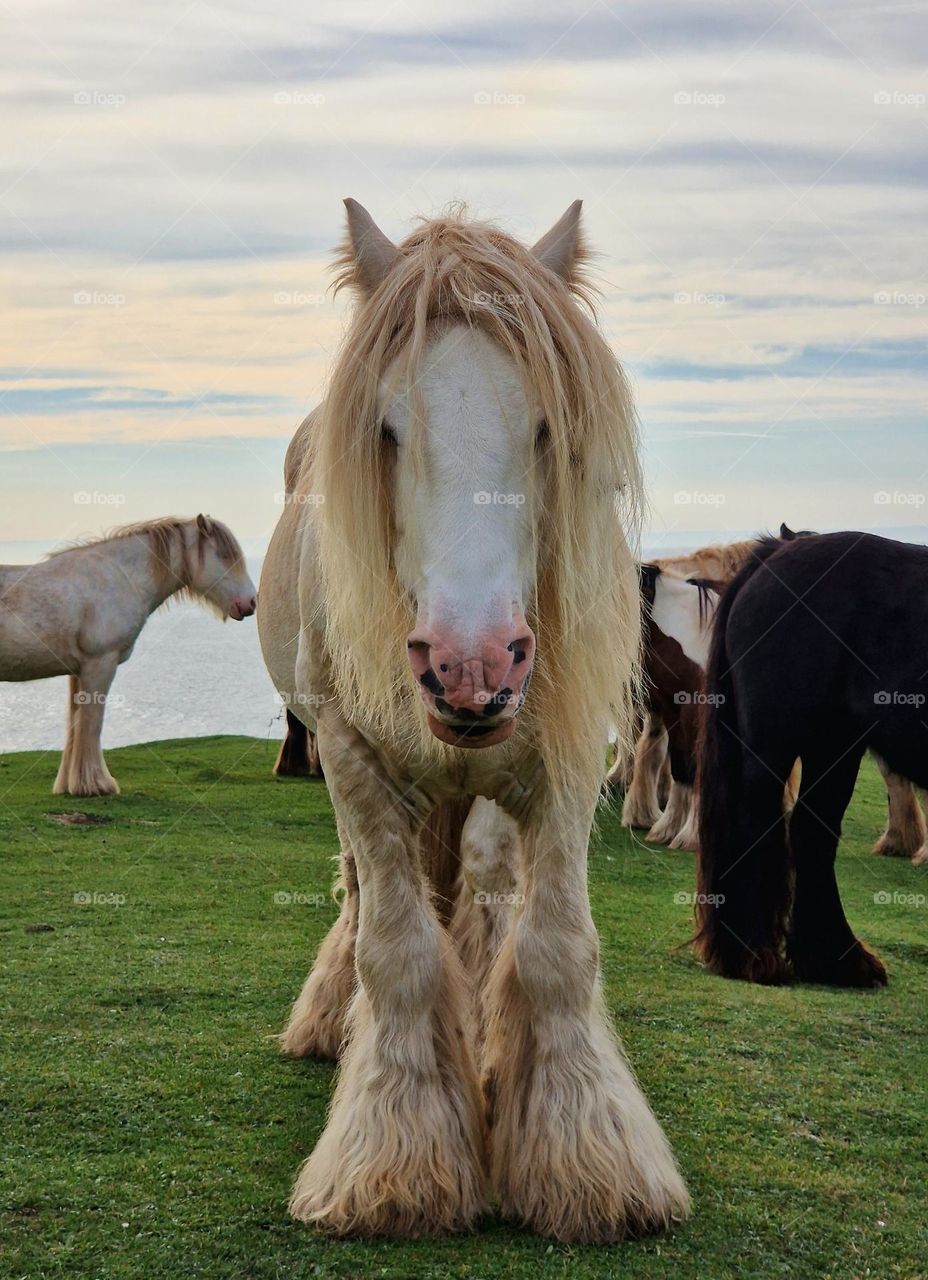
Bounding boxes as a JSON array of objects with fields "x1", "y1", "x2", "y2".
[{"x1": 2, "y1": 525, "x2": 925, "y2": 754}]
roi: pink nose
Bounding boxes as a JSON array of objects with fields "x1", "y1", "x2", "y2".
[
  {"x1": 232, "y1": 595, "x2": 257, "y2": 620},
  {"x1": 406, "y1": 620, "x2": 536, "y2": 717}
]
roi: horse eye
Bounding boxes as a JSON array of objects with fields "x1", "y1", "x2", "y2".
[
  {"x1": 535, "y1": 420, "x2": 549, "y2": 448},
  {"x1": 381, "y1": 421, "x2": 398, "y2": 446}
]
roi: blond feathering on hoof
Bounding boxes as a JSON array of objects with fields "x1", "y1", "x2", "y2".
[
  {"x1": 289, "y1": 941, "x2": 487, "y2": 1236},
  {"x1": 646, "y1": 780, "x2": 692, "y2": 848},
  {"x1": 483, "y1": 927, "x2": 689, "y2": 1243}
]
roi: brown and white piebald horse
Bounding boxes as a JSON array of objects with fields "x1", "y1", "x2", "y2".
[{"x1": 614, "y1": 565, "x2": 721, "y2": 850}]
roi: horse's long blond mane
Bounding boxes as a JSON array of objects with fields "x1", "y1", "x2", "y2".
[
  {"x1": 311, "y1": 208, "x2": 643, "y2": 802},
  {"x1": 50, "y1": 516, "x2": 245, "y2": 601}
]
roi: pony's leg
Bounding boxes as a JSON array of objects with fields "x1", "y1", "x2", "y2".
[
  {"x1": 449, "y1": 797, "x2": 519, "y2": 1044},
  {"x1": 274, "y1": 709, "x2": 312, "y2": 778},
  {"x1": 914, "y1": 791, "x2": 928, "y2": 866},
  {"x1": 696, "y1": 753, "x2": 793, "y2": 984},
  {"x1": 621, "y1": 715, "x2": 667, "y2": 829},
  {"x1": 657, "y1": 750, "x2": 672, "y2": 808},
  {"x1": 872, "y1": 756, "x2": 926, "y2": 858},
  {"x1": 483, "y1": 788, "x2": 689, "y2": 1243},
  {"x1": 64, "y1": 656, "x2": 120, "y2": 797},
  {"x1": 52, "y1": 675, "x2": 79, "y2": 795},
  {"x1": 646, "y1": 779, "x2": 691, "y2": 847},
  {"x1": 788, "y1": 746, "x2": 887, "y2": 987},
  {"x1": 280, "y1": 831, "x2": 358, "y2": 1060},
  {"x1": 290, "y1": 720, "x2": 485, "y2": 1236},
  {"x1": 667, "y1": 784, "x2": 699, "y2": 852}
]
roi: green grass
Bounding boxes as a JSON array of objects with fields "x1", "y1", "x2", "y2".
[{"x1": 2, "y1": 737, "x2": 927, "y2": 1279}]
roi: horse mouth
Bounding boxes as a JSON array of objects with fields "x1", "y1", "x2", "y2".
[{"x1": 426, "y1": 713, "x2": 516, "y2": 750}]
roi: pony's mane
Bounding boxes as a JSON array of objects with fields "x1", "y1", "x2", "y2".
[
  {"x1": 311, "y1": 206, "x2": 643, "y2": 802},
  {"x1": 656, "y1": 537, "x2": 759, "y2": 584},
  {"x1": 685, "y1": 577, "x2": 722, "y2": 629},
  {"x1": 49, "y1": 516, "x2": 244, "y2": 601}
]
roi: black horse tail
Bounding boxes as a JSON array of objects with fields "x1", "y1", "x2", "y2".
[{"x1": 695, "y1": 538, "x2": 792, "y2": 983}]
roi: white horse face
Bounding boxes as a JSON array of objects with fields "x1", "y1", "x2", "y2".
[
  {"x1": 381, "y1": 325, "x2": 540, "y2": 749},
  {"x1": 191, "y1": 525, "x2": 257, "y2": 621}
]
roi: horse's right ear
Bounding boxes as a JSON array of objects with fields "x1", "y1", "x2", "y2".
[
  {"x1": 343, "y1": 198, "x2": 400, "y2": 296},
  {"x1": 780, "y1": 522, "x2": 796, "y2": 540},
  {"x1": 196, "y1": 513, "x2": 212, "y2": 535}
]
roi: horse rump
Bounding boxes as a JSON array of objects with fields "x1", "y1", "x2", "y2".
[{"x1": 694, "y1": 539, "x2": 793, "y2": 984}]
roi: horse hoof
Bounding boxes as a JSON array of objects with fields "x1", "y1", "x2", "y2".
[{"x1": 791, "y1": 939, "x2": 887, "y2": 988}]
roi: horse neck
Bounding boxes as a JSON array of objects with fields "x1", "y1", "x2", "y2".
[{"x1": 108, "y1": 526, "x2": 195, "y2": 609}]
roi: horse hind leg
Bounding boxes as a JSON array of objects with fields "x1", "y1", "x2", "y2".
[
  {"x1": 274, "y1": 709, "x2": 323, "y2": 778},
  {"x1": 872, "y1": 756, "x2": 926, "y2": 859},
  {"x1": 53, "y1": 675, "x2": 79, "y2": 795},
  {"x1": 620, "y1": 714, "x2": 667, "y2": 829},
  {"x1": 914, "y1": 791, "x2": 928, "y2": 866},
  {"x1": 696, "y1": 752, "x2": 793, "y2": 985},
  {"x1": 280, "y1": 835, "x2": 358, "y2": 1060},
  {"x1": 788, "y1": 745, "x2": 887, "y2": 988}
]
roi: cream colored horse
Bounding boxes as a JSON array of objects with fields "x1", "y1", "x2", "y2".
[
  {"x1": 258, "y1": 200, "x2": 688, "y2": 1242},
  {"x1": 0, "y1": 515, "x2": 255, "y2": 796}
]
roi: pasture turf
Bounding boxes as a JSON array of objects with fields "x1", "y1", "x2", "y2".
[{"x1": 1, "y1": 737, "x2": 926, "y2": 1280}]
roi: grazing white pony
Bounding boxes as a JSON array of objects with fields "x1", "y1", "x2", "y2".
[
  {"x1": 258, "y1": 200, "x2": 688, "y2": 1242},
  {"x1": 0, "y1": 515, "x2": 256, "y2": 796}
]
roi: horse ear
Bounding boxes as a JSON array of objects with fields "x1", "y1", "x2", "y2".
[
  {"x1": 343, "y1": 198, "x2": 400, "y2": 296},
  {"x1": 532, "y1": 200, "x2": 584, "y2": 282},
  {"x1": 780, "y1": 522, "x2": 795, "y2": 540},
  {"x1": 196, "y1": 513, "x2": 212, "y2": 535}
]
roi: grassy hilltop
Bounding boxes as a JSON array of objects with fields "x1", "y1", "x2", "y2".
[{"x1": 2, "y1": 737, "x2": 926, "y2": 1279}]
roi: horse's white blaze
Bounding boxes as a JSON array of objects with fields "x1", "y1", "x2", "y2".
[
  {"x1": 384, "y1": 325, "x2": 537, "y2": 644},
  {"x1": 650, "y1": 573, "x2": 718, "y2": 668}
]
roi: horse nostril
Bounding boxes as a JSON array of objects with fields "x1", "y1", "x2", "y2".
[
  {"x1": 513, "y1": 649, "x2": 526, "y2": 664},
  {"x1": 484, "y1": 688, "x2": 512, "y2": 716},
  {"x1": 420, "y1": 668, "x2": 445, "y2": 696},
  {"x1": 439, "y1": 663, "x2": 448, "y2": 673}
]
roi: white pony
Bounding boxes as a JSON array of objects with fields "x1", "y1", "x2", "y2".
[
  {"x1": 258, "y1": 200, "x2": 688, "y2": 1242},
  {"x1": 0, "y1": 515, "x2": 255, "y2": 796}
]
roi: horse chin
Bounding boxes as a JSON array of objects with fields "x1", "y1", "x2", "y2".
[{"x1": 426, "y1": 713, "x2": 516, "y2": 750}]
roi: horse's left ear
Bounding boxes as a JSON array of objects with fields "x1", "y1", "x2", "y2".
[
  {"x1": 343, "y1": 198, "x2": 401, "y2": 296},
  {"x1": 196, "y1": 513, "x2": 213, "y2": 535},
  {"x1": 532, "y1": 200, "x2": 584, "y2": 282}
]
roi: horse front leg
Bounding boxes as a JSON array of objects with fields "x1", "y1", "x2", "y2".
[
  {"x1": 483, "y1": 783, "x2": 688, "y2": 1242},
  {"x1": 61, "y1": 655, "x2": 120, "y2": 796},
  {"x1": 289, "y1": 719, "x2": 486, "y2": 1236}
]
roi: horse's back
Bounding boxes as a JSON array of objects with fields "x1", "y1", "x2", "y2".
[
  {"x1": 258, "y1": 453, "x2": 324, "y2": 727},
  {"x1": 723, "y1": 532, "x2": 928, "y2": 746}
]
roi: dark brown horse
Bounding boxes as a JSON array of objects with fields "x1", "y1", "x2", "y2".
[{"x1": 696, "y1": 531, "x2": 928, "y2": 988}]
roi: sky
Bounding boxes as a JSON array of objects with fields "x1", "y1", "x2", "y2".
[{"x1": 1, "y1": 0, "x2": 926, "y2": 558}]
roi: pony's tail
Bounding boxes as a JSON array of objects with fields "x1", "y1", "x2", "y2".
[
  {"x1": 419, "y1": 798, "x2": 472, "y2": 926},
  {"x1": 694, "y1": 540, "x2": 792, "y2": 984}
]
